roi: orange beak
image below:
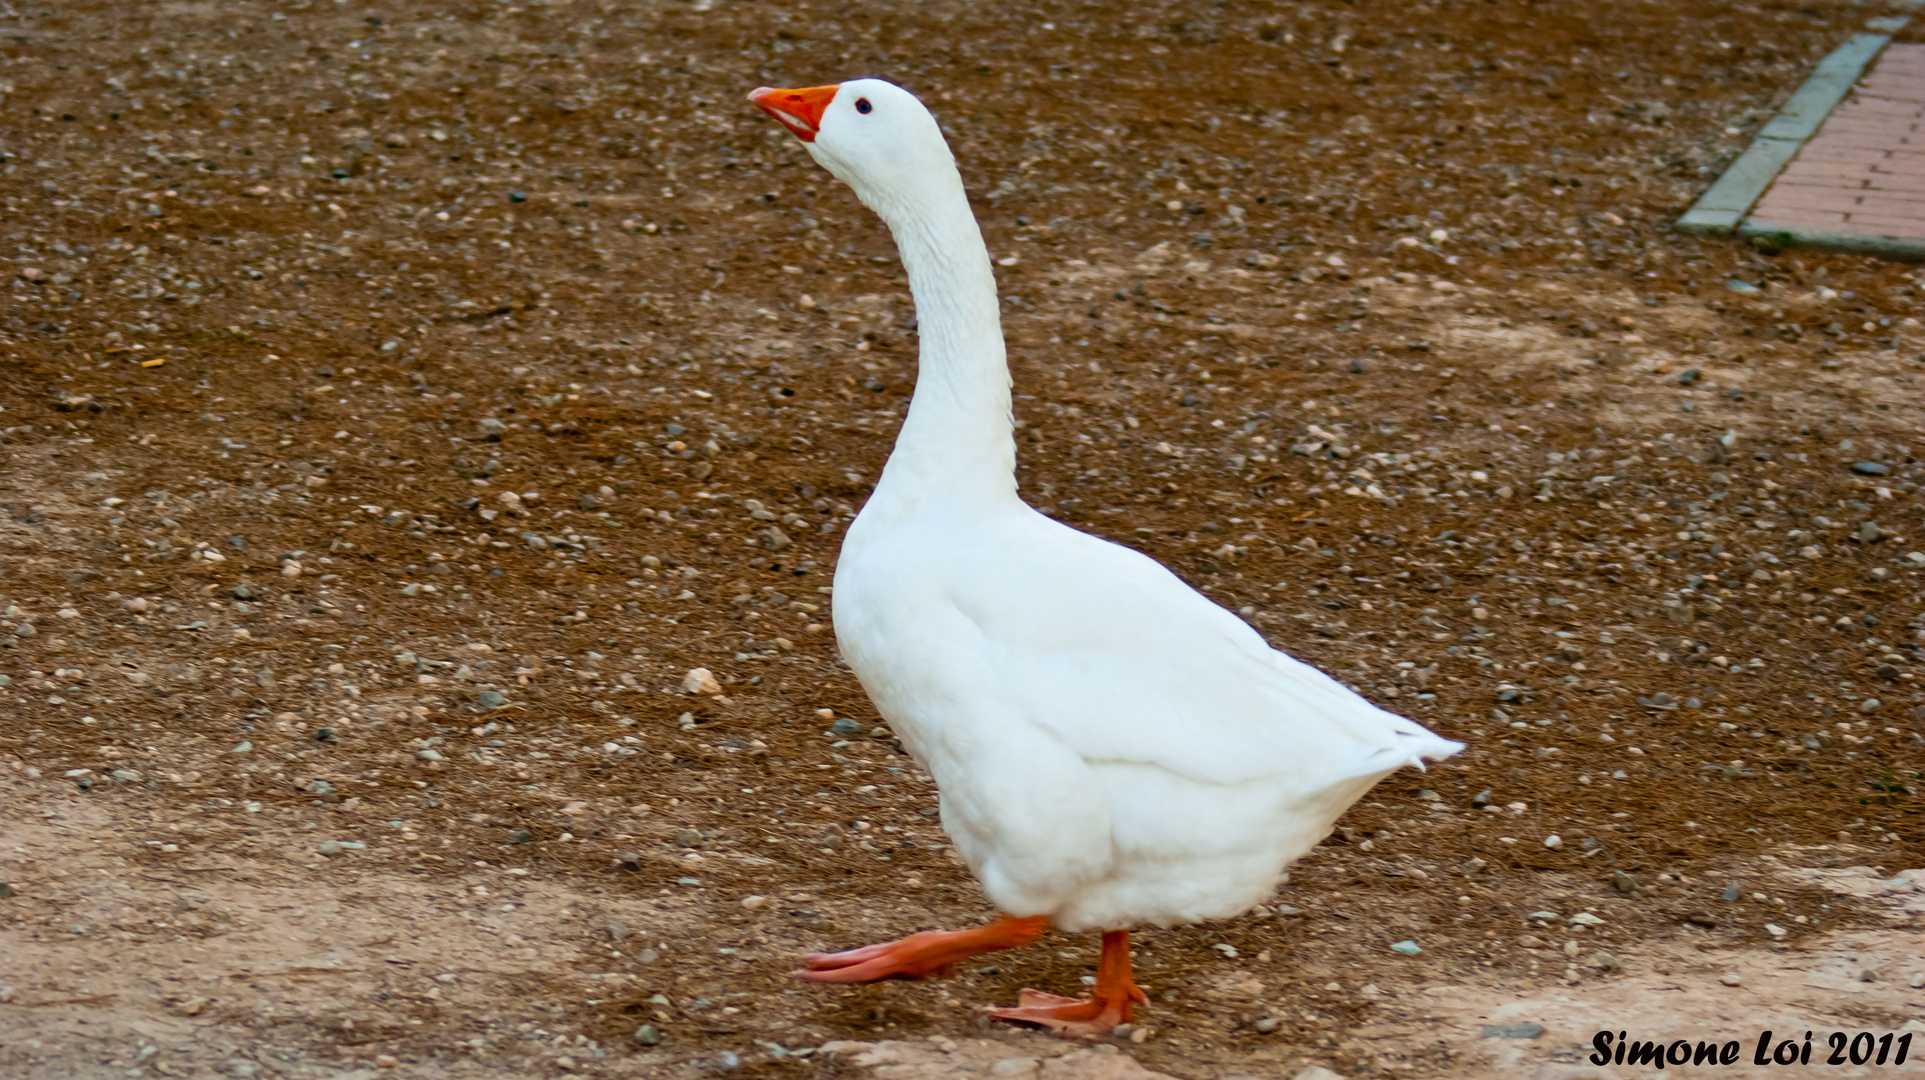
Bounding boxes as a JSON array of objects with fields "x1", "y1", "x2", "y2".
[{"x1": 749, "y1": 84, "x2": 840, "y2": 143}]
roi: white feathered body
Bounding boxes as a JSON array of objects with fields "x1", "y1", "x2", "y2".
[
  {"x1": 835, "y1": 487, "x2": 1462, "y2": 932},
  {"x1": 782, "y1": 76, "x2": 1463, "y2": 936}
]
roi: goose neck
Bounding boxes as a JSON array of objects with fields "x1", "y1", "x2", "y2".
[{"x1": 871, "y1": 180, "x2": 1017, "y2": 505}]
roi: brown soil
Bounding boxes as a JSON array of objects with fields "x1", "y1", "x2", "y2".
[{"x1": 2, "y1": 1, "x2": 1923, "y2": 1078}]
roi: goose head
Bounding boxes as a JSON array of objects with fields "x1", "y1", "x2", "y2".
[{"x1": 749, "y1": 79, "x2": 957, "y2": 221}]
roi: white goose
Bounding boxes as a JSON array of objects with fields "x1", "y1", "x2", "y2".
[{"x1": 750, "y1": 79, "x2": 1462, "y2": 1035}]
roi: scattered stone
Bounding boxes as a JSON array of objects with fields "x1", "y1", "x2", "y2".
[
  {"x1": 1850, "y1": 461, "x2": 1890, "y2": 476},
  {"x1": 1543, "y1": 834, "x2": 1563, "y2": 850},
  {"x1": 682, "y1": 667, "x2": 722, "y2": 695},
  {"x1": 1718, "y1": 972, "x2": 1742, "y2": 986},
  {"x1": 830, "y1": 717, "x2": 863, "y2": 736},
  {"x1": 1470, "y1": 788, "x2": 1493, "y2": 808},
  {"x1": 1592, "y1": 950, "x2": 1622, "y2": 971},
  {"x1": 605, "y1": 920, "x2": 630, "y2": 941},
  {"x1": 1612, "y1": 871, "x2": 1637, "y2": 894},
  {"x1": 478, "y1": 690, "x2": 508, "y2": 709},
  {"x1": 632, "y1": 1025, "x2": 662, "y2": 1046},
  {"x1": 1482, "y1": 1023, "x2": 1545, "y2": 1039},
  {"x1": 1389, "y1": 939, "x2": 1422, "y2": 955},
  {"x1": 1292, "y1": 1068, "x2": 1345, "y2": 1080},
  {"x1": 1252, "y1": 1016, "x2": 1280, "y2": 1034}
]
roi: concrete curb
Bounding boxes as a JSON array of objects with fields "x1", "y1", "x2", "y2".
[{"x1": 1738, "y1": 219, "x2": 1925, "y2": 262}]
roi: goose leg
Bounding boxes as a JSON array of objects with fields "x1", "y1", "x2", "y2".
[
  {"x1": 797, "y1": 914, "x2": 1047, "y2": 983},
  {"x1": 985, "y1": 929, "x2": 1147, "y2": 1036}
]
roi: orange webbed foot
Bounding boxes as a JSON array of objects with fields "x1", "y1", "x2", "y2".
[
  {"x1": 983, "y1": 929, "x2": 1146, "y2": 1037},
  {"x1": 795, "y1": 915, "x2": 1046, "y2": 984},
  {"x1": 984, "y1": 985, "x2": 1145, "y2": 1036}
]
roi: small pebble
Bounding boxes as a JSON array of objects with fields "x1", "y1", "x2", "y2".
[
  {"x1": 1389, "y1": 939, "x2": 1422, "y2": 955},
  {"x1": 1482, "y1": 1023, "x2": 1546, "y2": 1039},
  {"x1": 632, "y1": 1024, "x2": 662, "y2": 1046},
  {"x1": 1719, "y1": 973, "x2": 1742, "y2": 986},
  {"x1": 682, "y1": 667, "x2": 722, "y2": 695}
]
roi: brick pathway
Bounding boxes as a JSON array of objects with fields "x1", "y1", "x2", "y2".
[{"x1": 1748, "y1": 42, "x2": 1925, "y2": 246}]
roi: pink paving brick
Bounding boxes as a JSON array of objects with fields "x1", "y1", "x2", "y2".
[
  {"x1": 1750, "y1": 42, "x2": 1925, "y2": 248},
  {"x1": 1793, "y1": 145, "x2": 1900, "y2": 164},
  {"x1": 1750, "y1": 210, "x2": 1854, "y2": 229}
]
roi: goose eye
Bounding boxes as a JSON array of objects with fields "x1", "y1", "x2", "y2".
[{"x1": 855, "y1": 98, "x2": 873, "y2": 114}]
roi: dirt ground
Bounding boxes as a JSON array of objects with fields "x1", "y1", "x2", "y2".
[{"x1": 2, "y1": 0, "x2": 1924, "y2": 1077}]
